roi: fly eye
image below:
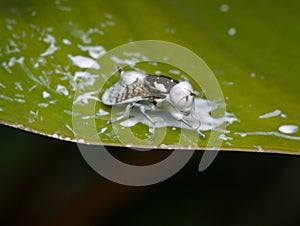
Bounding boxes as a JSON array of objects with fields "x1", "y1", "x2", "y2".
[{"x1": 185, "y1": 92, "x2": 195, "y2": 102}]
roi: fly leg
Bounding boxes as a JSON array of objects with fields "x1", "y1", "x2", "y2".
[
  {"x1": 107, "y1": 102, "x2": 156, "y2": 141},
  {"x1": 180, "y1": 118, "x2": 205, "y2": 139},
  {"x1": 136, "y1": 104, "x2": 156, "y2": 141},
  {"x1": 107, "y1": 103, "x2": 135, "y2": 124}
]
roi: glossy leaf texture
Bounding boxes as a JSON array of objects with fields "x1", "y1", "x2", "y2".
[{"x1": 0, "y1": 0, "x2": 299, "y2": 154}]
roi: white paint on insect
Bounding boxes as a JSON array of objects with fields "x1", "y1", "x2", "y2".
[
  {"x1": 68, "y1": 54, "x2": 100, "y2": 69},
  {"x1": 259, "y1": 109, "x2": 282, "y2": 119},
  {"x1": 102, "y1": 70, "x2": 146, "y2": 105},
  {"x1": 278, "y1": 125, "x2": 298, "y2": 134},
  {"x1": 154, "y1": 81, "x2": 167, "y2": 92}
]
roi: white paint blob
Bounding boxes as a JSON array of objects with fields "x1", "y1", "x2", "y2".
[
  {"x1": 254, "y1": 145, "x2": 264, "y2": 152},
  {"x1": 220, "y1": 4, "x2": 230, "y2": 12},
  {"x1": 119, "y1": 98, "x2": 238, "y2": 131},
  {"x1": 227, "y1": 27, "x2": 237, "y2": 36},
  {"x1": 68, "y1": 54, "x2": 100, "y2": 69},
  {"x1": 78, "y1": 45, "x2": 106, "y2": 59},
  {"x1": 42, "y1": 91, "x2": 50, "y2": 99},
  {"x1": 97, "y1": 108, "x2": 110, "y2": 116},
  {"x1": 278, "y1": 125, "x2": 298, "y2": 134},
  {"x1": 62, "y1": 38, "x2": 72, "y2": 45},
  {"x1": 259, "y1": 109, "x2": 282, "y2": 119},
  {"x1": 74, "y1": 91, "x2": 100, "y2": 104},
  {"x1": 56, "y1": 84, "x2": 69, "y2": 96},
  {"x1": 41, "y1": 34, "x2": 59, "y2": 57}
]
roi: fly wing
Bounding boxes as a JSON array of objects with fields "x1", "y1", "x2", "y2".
[
  {"x1": 102, "y1": 72, "x2": 179, "y2": 105},
  {"x1": 144, "y1": 75, "x2": 178, "y2": 98},
  {"x1": 102, "y1": 78, "x2": 151, "y2": 105}
]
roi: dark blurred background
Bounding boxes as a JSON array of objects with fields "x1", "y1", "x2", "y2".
[{"x1": 1, "y1": 124, "x2": 300, "y2": 226}]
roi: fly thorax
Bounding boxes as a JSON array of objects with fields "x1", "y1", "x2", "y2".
[{"x1": 120, "y1": 71, "x2": 146, "y2": 86}]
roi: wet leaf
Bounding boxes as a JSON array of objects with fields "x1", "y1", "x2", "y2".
[{"x1": 0, "y1": 0, "x2": 299, "y2": 154}]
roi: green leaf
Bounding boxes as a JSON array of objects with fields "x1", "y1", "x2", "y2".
[{"x1": 0, "y1": 0, "x2": 299, "y2": 154}]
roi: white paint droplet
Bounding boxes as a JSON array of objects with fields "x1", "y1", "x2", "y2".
[
  {"x1": 278, "y1": 125, "x2": 298, "y2": 134},
  {"x1": 281, "y1": 113, "x2": 287, "y2": 118},
  {"x1": 40, "y1": 34, "x2": 59, "y2": 57},
  {"x1": 38, "y1": 103, "x2": 49, "y2": 108},
  {"x1": 110, "y1": 55, "x2": 138, "y2": 67},
  {"x1": 220, "y1": 4, "x2": 230, "y2": 12},
  {"x1": 99, "y1": 127, "x2": 108, "y2": 134},
  {"x1": 42, "y1": 91, "x2": 50, "y2": 99},
  {"x1": 254, "y1": 145, "x2": 264, "y2": 152},
  {"x1": 259, "y1": 109, "x2": 282, "y2": 119},
  {"x1": 68, "y1": 54, "x2": 100, "y2": 69},
  {"x1": 168, "y1": 69, "x2": 181, "y2": 75},
  {"x1": 62, "y1": 38, "x2": 72, "y2": 45},
  {"x1": 228, "y1": 27, "x2": 237, "y2": 36},
  {"x1": 56, "y1": 84, "x2": 69, "y2": 96},
  {"x1": 97, "y1": 108, "x2": 110, "y2": 116},
  {"x1": 154, "y1": 81, "x2": 167, "y2": 92},
  {"x1": 219, "y1": 134, "x2": 233, "y2": 141},
  {"x1": 74, "y1": 91, "x2": 100, "y2": 104},
  {"x1": 222, "y1": 81, "x2": 234, "y2": 86},
  {"x1": 119, "y1": 98, "x2": 239, "y2": 132},
  {"x1": 78, "y1": 45, "x2": 106, "y2": 59}
]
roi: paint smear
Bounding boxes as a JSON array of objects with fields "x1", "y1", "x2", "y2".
[
  {"x1": 278, "y1": 125, "x2": 298, "y2": 134},
  {"x1": 118, "y1": 98, "x2": 238, "y2": 131},
  {"x1": 259, "y1": 109, "x2": 281, "y2": 119},
  {"x1": 68, "y1": 54, "x2": 100, "y2": 69}
]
